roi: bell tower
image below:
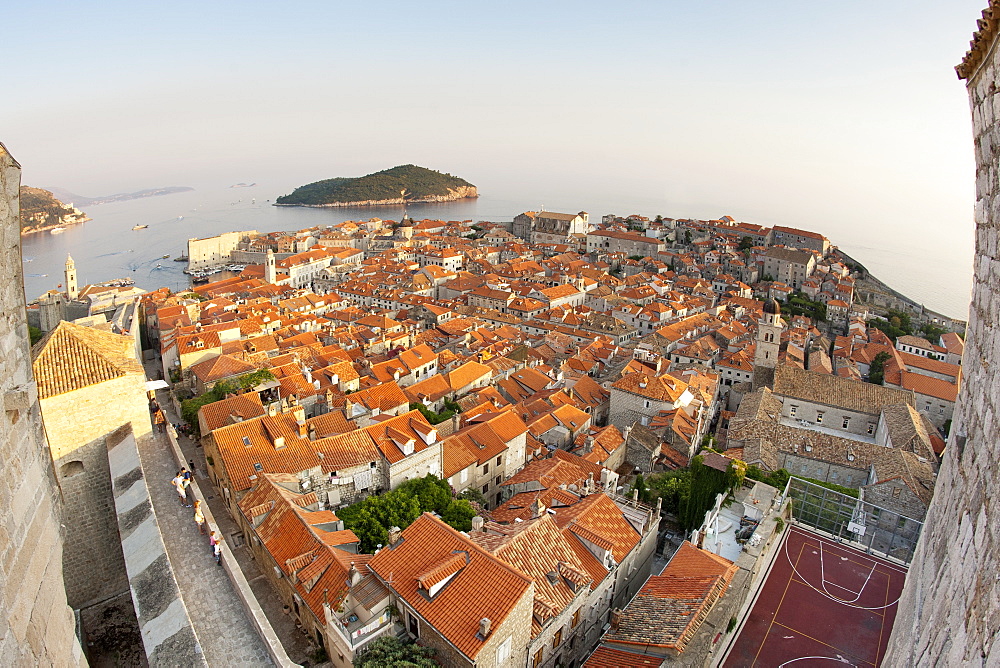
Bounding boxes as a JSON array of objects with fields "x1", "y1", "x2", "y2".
[
  {"x1": 64, "y1": 254, "x2": 78, "y2": 300},
  {"x1": 265, "y1": 248, "x2": 277, "y2": 284},
  {"x1": 754, "y1": 298, "x2": 782, "y2": 369}
]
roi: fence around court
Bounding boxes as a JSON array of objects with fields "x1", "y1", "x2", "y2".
[{"x1": 781, "y1": 476, "x2": 923, "y2": 566}]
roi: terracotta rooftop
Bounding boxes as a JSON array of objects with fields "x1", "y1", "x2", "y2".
[{"x1": 33, "y1": 321, "x2": 143, "y2": 399}]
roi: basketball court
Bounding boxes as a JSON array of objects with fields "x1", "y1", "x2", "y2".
[{"x1": 722, "y1": 525, "x2": 907, "y2": 667}]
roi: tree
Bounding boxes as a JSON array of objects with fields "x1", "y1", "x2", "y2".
[
  {"x1": 458, "y1": 487, "x2": 487, "y2": 507},
  {"x1": 28, "y1": 325, "x2": 43, "y2": 346},
  {"x1": 684, "y1": 230, "x2": 693, "y2": 245},
  {"x1": 354, "y1": 636, "x2": 436, "y2": 668},
  {"x1": 630, "y1": 474, "x2": 653, "y2": 504},
  {"x1": 868, "y1": 351, "x2": 891, "y2": 385},
  {"x1": 646, "y1": 470, "x2": 691, "y2": 515},
  {"x1": 441, "y1": 499, "x2": 477, "y2": 531},
  {"x1": 739, "y1": 236, "x2": 754, "y2": 252},
  {"x1": 397, "y1": 475, "x2": 452, "y2": 514}
]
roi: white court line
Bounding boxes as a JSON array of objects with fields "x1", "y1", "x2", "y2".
[
  {"x1": 778, "y1": 656, "x2": 857, "y2": 667},
  {"x1": 784, "y1": 534, "x2": 900, "y2": 611},
  {"x1": 792, "y1": 526, "x2": 909, "y2": 576},
  {"x1": 819, "y1": 543, "x2": 875, "y2": 603}
]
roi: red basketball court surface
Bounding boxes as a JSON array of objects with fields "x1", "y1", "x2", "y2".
[{"x1": 722, "y1": 525, "x2": 907, "y2": 667}]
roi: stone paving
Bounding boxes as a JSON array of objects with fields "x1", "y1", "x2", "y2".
[
  {"x1": 143, "y1": 383, "x2": 272, "y2": 666},
  {"x1": 153, "y1": 372, "x2": 319, "y2": 665}
]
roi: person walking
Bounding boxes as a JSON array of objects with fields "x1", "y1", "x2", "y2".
[
  {"x1": 171, "y1": 472, "x2": 189, "y2": 507},
  {"x1": 154, "y1": 409, "x2": 166, "y2": 433},
  {"x1": 209, "y1": 530, "x2": 222, "y2": 564},
  {"x1": 193, "y1": 499, "x2": 206, "y2": 535}
]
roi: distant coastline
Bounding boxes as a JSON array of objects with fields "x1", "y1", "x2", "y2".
[{"x1": 46, "y1": 185, "x2": 194, "y2": 207}]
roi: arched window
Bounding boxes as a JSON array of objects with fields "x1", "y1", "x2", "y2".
[{"x1": 60, "y1": 461, "x2": 85, "y2": 478}]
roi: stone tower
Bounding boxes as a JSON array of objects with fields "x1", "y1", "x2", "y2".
[
  {"x1": 884, "y1": 6, "x2": 1000, "y2": 665},
  {"x1": 265, "y1": 248, "x2": 276, "y2": 284},
  {"x1": 37, "y1": 289, "x2": 66, "y2": 332},
  {"x1": 0, "y1": 142, "x2": 83, "y2": 663},
  {"x1": 64, "y1": 253, "x2": 77, "y2": 300},
  {"x1": 753, "y1": 298, "x2": 782, "y2": 369}
]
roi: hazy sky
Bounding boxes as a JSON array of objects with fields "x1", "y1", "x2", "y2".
[{"x1": 2, "y1": 1, "x2": 988, "y2": 315}]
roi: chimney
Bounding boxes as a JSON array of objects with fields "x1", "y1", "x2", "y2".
[
  {"x1": 308, "y1": 424, "x2": 317, "y2": 441},
  {"x1": 297, "y1": 420, "x2": 308, "y2": 438},
  {"x1": 530, "y1": 499, "x2": 546, "y2": 519},
  {"x1": 610, "y1": 609, "x2": 623, "y2": 632},
  {"x1": 583, "y1": 436, "x2": 594, "y2": 454},
  {"x1": 348, "y1": 561, "x2": 362, "y2": 586},
  {"x1": 452, "y1": 412, "x2": 461, "y2": 432},
  {"x1": 471, "y1": 516, "x2": 485, "y2": 532},
  {"x1": 387, "y1": 526, "x2": 402, "y2": 546},
  {"x1": 478, "y1": 618, "x2": 491, "y2": 639}
]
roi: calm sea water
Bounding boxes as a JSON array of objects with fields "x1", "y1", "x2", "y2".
[{"x1": 20, "y1": 181, "x2": 973, "y2": 320}]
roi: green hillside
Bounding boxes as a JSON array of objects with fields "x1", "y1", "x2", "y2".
[
  {"x1": 19, "y1": 187, "x2": 88, "y2": 233},
  {"x1": 276, "y1": 165, "x2": 475, "y2": 206}
]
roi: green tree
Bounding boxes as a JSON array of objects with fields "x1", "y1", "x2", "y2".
[
  {"x1": 868, "y1": 351, "x2": 891, "y2": 385},
  {"x1": 458, "y1": 487, "x2": 487, "y2": 507},
  {"x1": 630, "y1": 474, "x2": 653, "y2": 504},
  {"x1": 739, "y1": 236, "x2": 754, "y2": 252},
  {"x1": 28, "y1": 325, "x2": 43, "y2": 346},
  {"x1": 684, "y1": 230, "x2": 693, "y2": 245},
  {"x1": 441, "y1": 499, "x2": 477, "y2": 531},
  {"x1": 398, "y1": 475, "x2": 452, "y2": 514},
  {"x1": 646, "y1": 469, "x2": 692, "y2": 515},
  {"x1": 353, "y1": 636, "x2": 436, "y2": 667}
]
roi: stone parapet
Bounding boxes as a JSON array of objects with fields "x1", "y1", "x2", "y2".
[{"x1": 108, "y1": 425, "x2": 207, "y2": 666}]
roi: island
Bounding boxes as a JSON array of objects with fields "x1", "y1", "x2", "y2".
[
  {"x1": 275, "y1": 164, "x2": 478, "y2": 207},
  {"x1": 19, "y1": 187, "x2": 90, "y2": 235},
  {"x1": 46, "y1": 185, "x2": 194, "y2": 207}
]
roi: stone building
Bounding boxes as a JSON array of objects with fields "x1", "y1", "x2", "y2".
[
  {"x1": 885, "y1": 8, "x2": 1000, "y2": 664},
  {"x1": 186, "y1": 229, "x2": 257, "y2": 270},
  {"x1": 760, "y1": 246, "x2": 816, "y2": 289},
  {"x1": 770, "y1": 225, "x2": 830, "y2": 255},
  {"x1": 0, "y1": 142, "x2": 83, "y2": 664},
  {"x1": 33, "y1": 320, "x2": 151, "y2": 608},
  {"x1": 585, "y1": 230, "x2": 665, "y2": 257}
]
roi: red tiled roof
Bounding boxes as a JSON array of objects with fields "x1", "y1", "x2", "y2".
[{"x1": 368, "y1": 513, "x2": 533, "y2": 662}]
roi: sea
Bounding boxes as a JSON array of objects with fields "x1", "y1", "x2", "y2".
[{"x1": 19, "y1": 181, "x2": 974, "y2": 321}]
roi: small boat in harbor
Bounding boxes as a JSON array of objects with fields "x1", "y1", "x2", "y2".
[
  {"x1": 132, "y1": 224, "x2": 148, "y2": 230},
  {"x1": 162, "y1": 254, "x2": 170, "y2": 259},
  {"x1": 50, "y1": 227, "x2": 65, "y2": 234}
]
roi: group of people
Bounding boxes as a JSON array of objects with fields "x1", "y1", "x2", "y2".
[{"x1": 172, "y1": 468, "x2": 222, "y2": 564}]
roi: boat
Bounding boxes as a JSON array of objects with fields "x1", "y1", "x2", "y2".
[
  {"x1": 50, "y1": 227, "x2": 65, "y2": 235},
  {"x1": 132, "y1": 224, "x2": 148, "y2": 230},
  {"x1": 192, "y1": 275, "x2": 209, "y2": 285},
  {"x1": 162, "y1": 254, "x2": 170, "y2": 259}
]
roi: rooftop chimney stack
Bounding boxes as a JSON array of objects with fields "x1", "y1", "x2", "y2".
[
  {"x1": 471, "y1": 516, "x2": 485, "y2": 532},
  {"x1": 387, "y1": 526, "x2": 402, "y2": 546},
  {"x1": 478, "y1": 618, "x2": 491, "y2": 639}
]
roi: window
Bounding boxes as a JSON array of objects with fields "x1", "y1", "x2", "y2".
[
  {"x1": 495, "y1": 475, "x2": 502, "y2": 487},
  {"x1": 571, "y1": 609, "x2": 580, "y2": 628},
  {"x1": 644, "y1": 400, "x2": 652, "y2": 409},
  {"x1": 408, "y1": 612, "x2": 420, "y2": 638},
  {"x1": 482, "y1": 484, "x2": 490, "y2": 494},
  {"x1": 842, "y1": 417, "x2": 850, "y2": 429},
  {"x1": 892, "y1": 487, "x2": 901, "y2": 498},
  {"x1": 816, "y1": 412, "x2": 824, "y2": 424},
  {"x1": 532, "y1": 648, "x2": 544, "y2": 668},
  {"x1": 553, "y1": 628, "x2": 563, "y2": 648},
  {"x1": 496, "y1": 456, "x2": 502, "y2": 466},
  {"x1": 496, "y1": 637, "x2": 512, "y2": 664},
  {"x1": 483, "y1": 463, "x2": 489, "y2": 475},
  {"x1": 867, "y1": 423, "x2": 875, "y2": 435},
  {"x1": 790, "y1": 405, "x2": 798, "y2": 417}
]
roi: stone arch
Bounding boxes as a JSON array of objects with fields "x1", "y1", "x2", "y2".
[{"x1": 60, "y1": 460, "x2": 85, "y2": 478}]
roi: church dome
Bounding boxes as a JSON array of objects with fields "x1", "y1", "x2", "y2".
[{"x1": 763, "y1": 298, "x2": 781, "y2": 315}]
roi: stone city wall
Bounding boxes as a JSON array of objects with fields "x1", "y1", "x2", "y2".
[
  {"x1": 884, "y1": 9, "x2": 1000, "y2": 665},
  {"x1": 0, "y1": 142, "x2": 83, "y2": 665}
]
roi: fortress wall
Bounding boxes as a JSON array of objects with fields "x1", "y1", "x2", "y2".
[
  {"x1": 884, "y1": 11, "x2": 1000, "y2": 666},
  {"x1": 0, "y1": 143, "x2": 83, "y2": 664}
]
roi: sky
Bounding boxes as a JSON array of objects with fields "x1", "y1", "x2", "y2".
[{"x1": 1, "y1": 1, "x2": 989, "y2": 315}]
